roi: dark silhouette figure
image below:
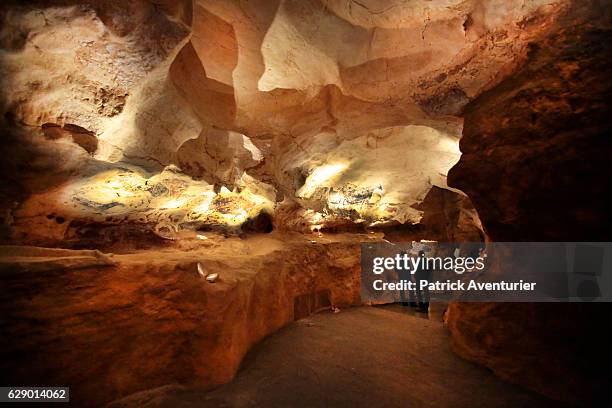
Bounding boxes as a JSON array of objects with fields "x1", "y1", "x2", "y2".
[
  {"x1": 396, "y1": 250, "x2": 415, "y2": 306},
  {"x1": 414, "y1": 250, "x2": 431, "y2": 313}
]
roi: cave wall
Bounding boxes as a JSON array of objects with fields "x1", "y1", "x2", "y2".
[
  {"x1": 1, "y1": 0, "x2": 573, "y2": 238},
  {"x1": 449, "y1": 2, "x2": 612, "y2": 242},
  {"x1": 446, "y1": 1, "x2": 612, "y2": 404},
  {"x1": 0, "y1": 0, "x2": 196, "y2": 217},
  {"x1": 2, "y1": 0, "x2": 611, "y2": 404},
  {"x1": 0, "y1": 237, "x2": 362, "y2": 407}
]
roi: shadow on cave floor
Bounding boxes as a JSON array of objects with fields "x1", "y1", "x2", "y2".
[
  {"x1": 374, "y1": 302, "x2": 438, "y2": 320},
  {"x1": 107, "y1": 307, "x2": 563, "y2": 408}
]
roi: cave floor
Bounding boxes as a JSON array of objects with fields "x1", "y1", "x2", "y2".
[{"x1": 108, "y1": 306, "x2": 561, "y2": 408}]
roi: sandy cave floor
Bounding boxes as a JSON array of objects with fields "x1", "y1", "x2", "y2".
[{"x1": 106, "y1": 306, "x2": 562, "y2": 408}]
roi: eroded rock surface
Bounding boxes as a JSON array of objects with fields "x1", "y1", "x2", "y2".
[
  {"x1": 0, "y1": 245, "x2": 115, "y2": 272},
  {"x1": 449, "y1": 2, "x2": 612, "y2": 242},
  {"x1": 446, "y1": 1, "x2": 612, "y2": 404},
  {"x1": 1, "y1": 1, "x2": 609, "y2": 405},
  {"x1": 1, "y1": 0, "x2": 573, "y2": 236},
  {"x1": 0, "y1": 233, "x2": 364, "y2": 406},
  {"x1": 9, "y1": 164, "x2": 276, "y2": 246}
]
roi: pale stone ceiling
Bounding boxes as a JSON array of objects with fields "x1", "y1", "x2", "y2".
[{"x1": 0, "y1": 0, "x2": 570, "y2": 231}]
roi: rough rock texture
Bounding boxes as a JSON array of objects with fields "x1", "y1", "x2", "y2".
[
  {"x1": 448, "y1": 2, "x2": 612, "y2": 242},
  {"x1": 446, "y1": 302, "x2": 608, "y2": 406},
  {"x1": 0, "y1": 233, "x2": 363, "y2": 407},
  {"x1": 446, "y1": 1, "x2": 612, "y2": 404},
  {"x1": 1, "y1": 0, "x2": 573, "y2": 235},
  {"x1": 417, "y1": 186, "x2": 484, "y2": 242},
  {"x1": 193, "y1": 0, "x2": 563, "y2": 133},
  {"x1": 0, "y1": 0, "x2": 198, "y2": 218},
  {"x1": 1, "y1": 0, "x2": 609, "y2": 405},
  {"x1": 174, "y1": 0, "x2": 568, "y2": 227},
  {"x1": 0, "y1": 0, "x2": 193, "y2": 150},
  {"x1": 0, "y1": 245, "x2": 115, "y2": 272},
  {"x1": 9, "y1": 164, "x2": 276, "y2": 246}
]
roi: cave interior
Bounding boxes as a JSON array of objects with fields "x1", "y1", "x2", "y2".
[{"x1": 0, "y1": 0, "x2": 611, "y2": 407}]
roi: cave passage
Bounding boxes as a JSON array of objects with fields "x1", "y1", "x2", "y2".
[
  {"x1": 106, "y1": 307, "x2": 558, "y2": 408},
  {"x1": 1, "y1": 0, "x2": 610, "y2": 407}
]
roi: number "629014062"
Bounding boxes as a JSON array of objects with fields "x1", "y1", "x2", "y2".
[{"x1": 7, "y1": 388, "x2": 67, "y2": 400}]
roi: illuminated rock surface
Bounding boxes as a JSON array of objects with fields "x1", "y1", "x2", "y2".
[
  {"x1": 0, "y1": 0, "x2": 610, "y2": 406},
  {"x1": 1, "y1": 0, "x2": 570, "y2": 234}
]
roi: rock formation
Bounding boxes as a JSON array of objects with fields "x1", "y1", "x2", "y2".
[
  {"x1": 0, "y1": 233, "x2": 363, "y2": 406},
  {"x1": 446, "y1": 1, "x2": 612, "y2": 404},
  {"x1": 1, "y1": 0, "x2": 610, "y2": 406},
  {"x1": 1, "y1": 0, "x2": 572, "y2": 239}
]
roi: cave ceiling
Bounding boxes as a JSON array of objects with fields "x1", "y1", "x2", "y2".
[{"x1": 0, "y1": 0, "x2": 570, "y2": 234}]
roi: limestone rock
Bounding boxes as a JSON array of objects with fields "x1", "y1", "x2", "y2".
[
  {"x1": 0, "y1": 245, "x2": 115, "y2": 273},
  {"x1": 1, "y1": 0, "x2": 572, "y2": 236},
  {"x1": 449, "y1": 2, "x2": 612, "y2": 241},
  {"x1": 445, "y1": 1, "x2": 612, "y2": 404},
  {"x1": 0, "y1": 233, "x2": 362, "y2": 406},
  {"x1": 1, "y1": 1, "x2": 607, "y2": 404}
]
